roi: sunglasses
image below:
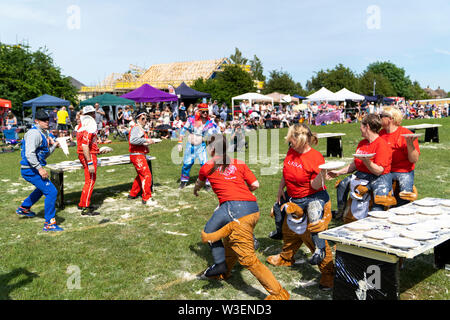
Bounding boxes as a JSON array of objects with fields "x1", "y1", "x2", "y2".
[{"x1": 380, "y1": 114, "x2": 391, "y2": 118}]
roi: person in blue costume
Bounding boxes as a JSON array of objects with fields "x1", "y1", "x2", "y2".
[
  {"x1": 17, "y1": 109, "x2": 63, "y2": 232},
  {"x1": 177, "y1": 103, "x2": 220, "y2": 189}
]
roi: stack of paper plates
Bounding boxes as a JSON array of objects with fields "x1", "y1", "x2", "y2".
[
  {"x1": 416, "y1": 207, "x2": 442, "y2": 216},
  {"x1": 383, "y1": 237, "x2": 420, "y2": 249},
  {"x1": 401, "y1": 230, "x2": 435, "y2": 241},
  {"x1": 439, "y1": 199, "x2": 450, "y2": 207},
  {"x1": 388, "y1": 215, "x2": 418, "y2": 225},
  {"x1": 434, "y1": 217, "x2": 450, "y2": 229},
  {"x1": 368, "y1": 211, "x2": 391, "y2": 219},
  {"x1": 414, "y1": 199, "x2": 437, "y2": 207},
  {"x1": 388, "y1": 207, "x2": 416, "y2": 215},
  {"x1": 346, "y1": 222, "x2": 373, "y2": 231},
  {"x1": 363, "y1": 230, "x2": 395, "y2": 240},
  {"x1": 407, "y1": 222, "x2": 441, "y2": 233}
]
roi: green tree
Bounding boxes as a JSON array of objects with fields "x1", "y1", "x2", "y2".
[
  {"x1": 229, "y1": 47, "x2": 248, "y2": 65},
  {"x1": 408, "y1": 81, "x2": 431, "y2": 100},
  {"x1": 306, "y1": 64, "x2": 359, "y2": 93},
  {"x1": 263, "y1": 69, "x2": 306, "y2": 96},
  {"x1": 0, "y1": 42, "x2": 78, "y2": 117},
  {"x1": 192, "y1": 64, "x2": 255, "y2": 106},
  {"x1": 365, "y1": 61, "x2": 413, "y2": 98},
  {"x1": 249, "y1": 55, "x2": 265, "y2": 81},
  {"x1": 358, "y1": 70, "x2": 396, "y2": 97}
]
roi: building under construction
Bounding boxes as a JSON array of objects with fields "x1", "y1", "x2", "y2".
[{"x1": 79, "y1": 58, "x2": 232, "y2": 100}]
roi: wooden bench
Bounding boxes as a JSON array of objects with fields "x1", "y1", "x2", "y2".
[
  {"x1": 47, "y1": 154, "x2": 156, "y2": 209},
  {"x1": 319, "y1": 198, "x2": 450, "y2": 300},
  {"x1": 403, "y1": 123, "x2": 442, "y2": 143},
  {"x1": 317, "y1": 133, "x2": 346, "y2": 158}
]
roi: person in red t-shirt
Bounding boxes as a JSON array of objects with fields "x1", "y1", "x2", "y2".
[
  {"x1": 329, "y1": 114, "x2": 396, "y2": 217},
  {"x1": 194, "y1": 134, "x2": 289, "y2": 300},
  {"x1": 76, "y1": 105, "x2": 101, "y2": 216},
  {"x1": 128, "y1": 109, "x2": 156, "y2": 205},
  {"x1": 267, "y1": 124, "x2": 334, "y2": 291},
  {"x1": 379, "y1": 107, "x2": 420, "y2": 206}
]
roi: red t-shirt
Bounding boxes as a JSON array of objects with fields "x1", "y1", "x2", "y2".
[
  {"x1": 198, "y1": 158, "x2": 258, "y2": 205},
  {"x1": 283, "y1": 147, "x2": 326, "y2": 198},
  {"x1": 354, "y1": 137, "x2": 391, "y2": 174},
  {"x1": 379, "y1": 126, "x2": 420, "y2": 172},
  {"x1": 76, "y1": 123, "x2": 99, "y2": 154}
]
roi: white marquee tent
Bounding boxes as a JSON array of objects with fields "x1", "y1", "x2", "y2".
[
  {"x1": 231, "y1": 92, "x2": 274, "y2": 114},
  {"x1": 334, "y1": 88, "x2": 365, "y2": 101},
  {"x1": 305, "y1": 87, "x2": 338, "y2": 102}
]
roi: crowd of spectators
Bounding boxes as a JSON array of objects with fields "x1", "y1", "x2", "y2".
[{"x1": 3, "y1": 98, "x2": 448, "y2": 148}]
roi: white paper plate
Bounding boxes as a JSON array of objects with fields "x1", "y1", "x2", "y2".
[
  {"x1": 346, "y1": 222, "x2": 373, "y2": 231},
  {"x1": 407, "y1": 222, "x2": 441, "y2": 233},
  {"x1": 401, "y1": 230, "x2": 435, "y2": 241},
  {"x1": 353, "y1": 153, "x2": 376, "y2": 158},
  {"x1": 401, "y1": 133, "x2": 423, "y2": 138},
  {"x1": 413, "y1": 199, "x2": 437, "y2": 207},
  {"x1": 388, "y1": 215, "x2": 418, "y2": 225},
  {"x1": 384, "y1": 237, "x2": 420, "y2": 249},
  {"x1": 388, "y1": 207, "x2": 416, "y2": 215},
  {"x1": 151, "y1": 138, "x2": 162, "y2": 143},
  {"x1": 439, "y1": 199, "x2": 450, "y2": 207},
  {"x1": 319, "y1": 161, "x2": 346, "y2": 170},
  {"x1": 368, "y1": 211, "x2": 391, "y2": 219},
  {"x1": 434, "y1": 218, "x2": 450, "y2": 229},
  {"x1": 416, "y1": 207, "x2": 442, "y2": 216},
  {"x1": 363, "y1": 230, "x2": 396, "y2": 240}
]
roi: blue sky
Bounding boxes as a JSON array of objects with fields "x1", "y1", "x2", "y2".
[{"x1": 1, "y1": 0, "x2": 449, "y2": 92}]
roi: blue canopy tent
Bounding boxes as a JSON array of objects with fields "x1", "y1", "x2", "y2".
[
  {"x1": 175, "y1": 82, "x2": 211, "y2": 100},
  {"x1": 23, "y1": 94, "x2": 70, "y2": 119},
  {"x1": 363, "y1": 95, "x2": 396, "y2": 105},
  {"x1": 293, "y1": 94, "x2": 306, "y2": 100}
]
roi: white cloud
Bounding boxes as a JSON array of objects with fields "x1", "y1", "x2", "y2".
[
  {"x1": 0, "y1": 3, "x2": 58, "y2": 26},
  {"x1": 434, "y1": 49, "x2": 450, "y2": 56}
]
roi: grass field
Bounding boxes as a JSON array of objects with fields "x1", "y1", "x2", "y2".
[{"x1": 1, "y1": 117, "x2": 449, "y2": 300}]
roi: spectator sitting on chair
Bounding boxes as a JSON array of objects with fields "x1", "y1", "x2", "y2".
[{"x1": 6, "y1": 111, "x2": 17, "y2": 128}]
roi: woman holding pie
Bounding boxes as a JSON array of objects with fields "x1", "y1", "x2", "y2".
[
  {"x1": 328, "y1": 114, "x2": 395, "y2": 220},
  {"x1": 378, "y1": 107, "x2": 420, "y2": 206}
]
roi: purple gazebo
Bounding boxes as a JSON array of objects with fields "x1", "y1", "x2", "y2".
[{"x1": 121, "y1": 84, "x2": 178, "y2": 103}]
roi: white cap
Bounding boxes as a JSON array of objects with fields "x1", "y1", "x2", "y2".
[{"x1": 83, "y1": 105, "x2": 95, "y2": 114}]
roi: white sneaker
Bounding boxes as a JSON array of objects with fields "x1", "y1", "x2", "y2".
[{"x1": 142, "y1": 198, "x2": 157, "y2": 206}]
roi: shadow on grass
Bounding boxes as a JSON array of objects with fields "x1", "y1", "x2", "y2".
[
  {"x1": 0, "y1": 268, "x2": 39, "y2": 300},
  {"x1": 63, "y1": 182, "x2": 133, "y2": 209},
  {"x1": 399, "y1": 253, "x2": 442, "y2": 297},
  {"x1": 256, "y1": 237, "x2": 332, "y2": 300},
  {"x1": 189, "y1": 242, "x2": 267, "y2": 300}
]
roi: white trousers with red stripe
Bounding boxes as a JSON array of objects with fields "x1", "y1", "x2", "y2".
[
  {"x1": 129, "y1": 154, "x2": 152, "y2": 201},
  {"x1": 78, "y1": 154, "x2": 97, "y2": 208}
]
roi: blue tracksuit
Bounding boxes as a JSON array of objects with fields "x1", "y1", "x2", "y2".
[
  {"x1": 20, "y1": 125, "x2": 57, "y2": 223},
  {"x1": 180, "y1": 116, "x2": 219, "y2": 182}
]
